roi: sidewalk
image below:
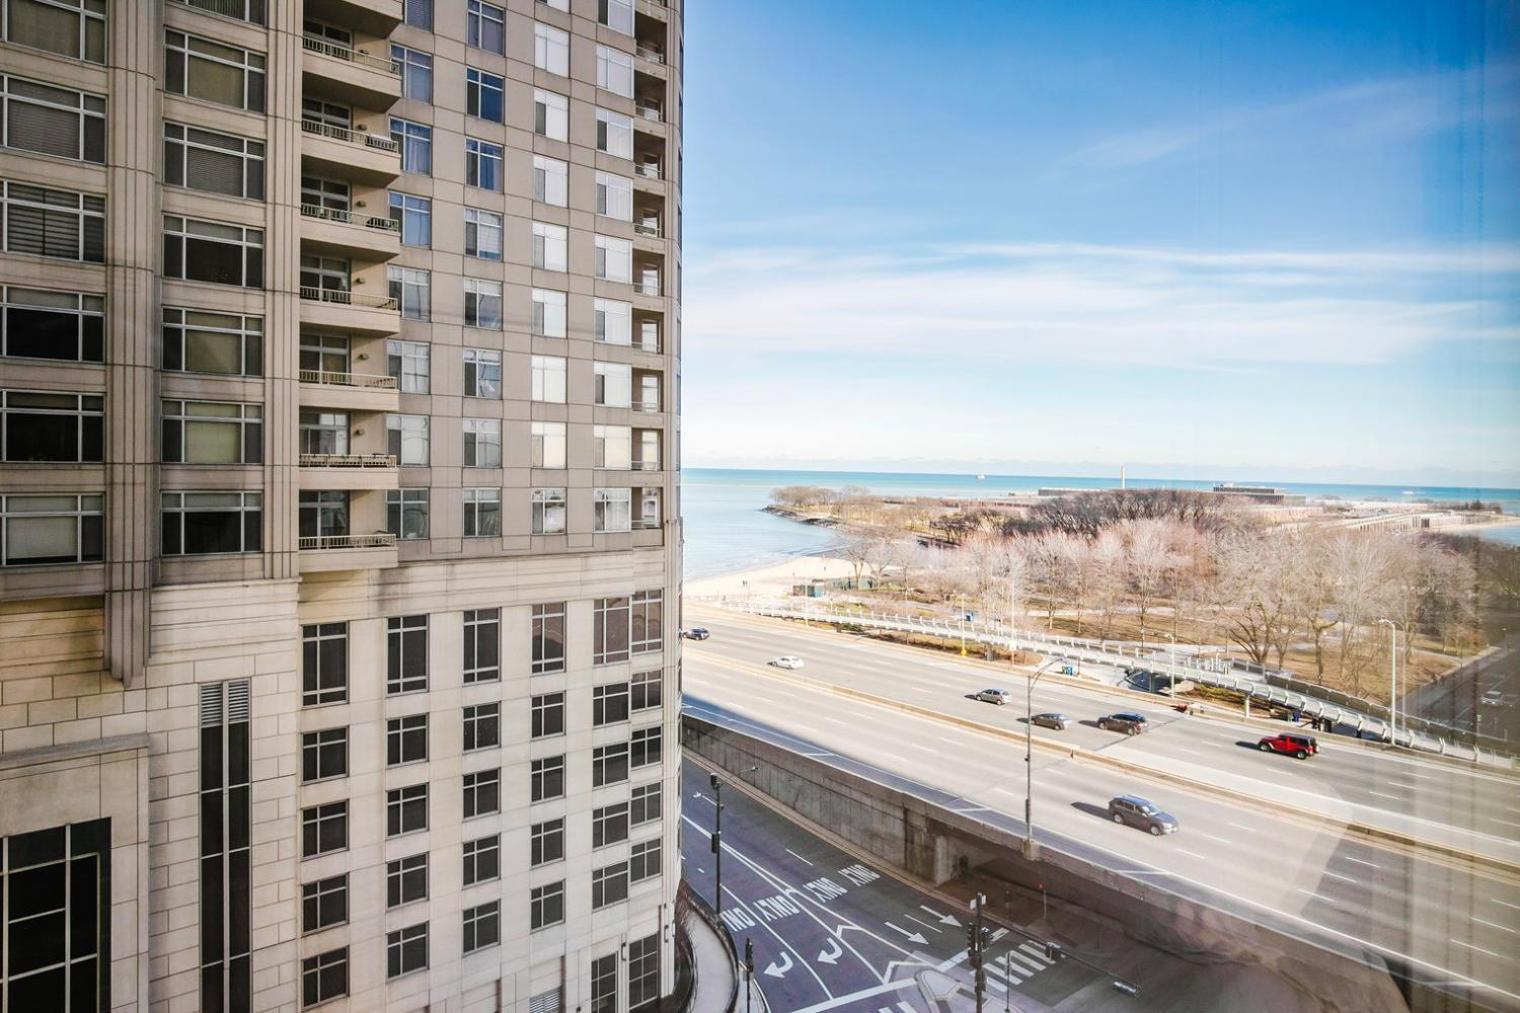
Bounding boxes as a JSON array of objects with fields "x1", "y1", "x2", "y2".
[{"x1": 676, "y1": 881, "x2": 770, "y2": 1013}]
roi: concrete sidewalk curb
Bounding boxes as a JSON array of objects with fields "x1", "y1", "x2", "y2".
[{"x1": 709, "y1": 652, "x2": 1520, "y2": 884}]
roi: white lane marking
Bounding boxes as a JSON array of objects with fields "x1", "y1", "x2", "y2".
[
  {"x1": 1474, "y1": 918, "x2": 1517, "y2": 935},
  {"x1": 1171, "y1": 746, "x2": 1203, "y2": 756},
  {"x1": 1368, "y1": 791, "x2": 1401, "y2": 801},
  {"x1": 789, "y1": 978, "x2": 917, "y2": 1013},
  {"x1": 1451, "y1": 938, "x2": 1507, "y2": 959},
  {"x1": 902, "y1": 741, "x2": 938, "y2": 753},
  {"x1": 1194, "y1": 832, "x2": 1232, "y2": 845},
  {"x1": 1342, "y1": 856, "x2": 1381, "y2": 869},
  {"x1": 904, "y1": 913, "x2": 942, "y2": 935},
  {"x1": 1003, "y1": 950, "x2": 1041, "y2": 975},
  {"x1": 1322, "y1": 871, "x2": 1358, "y2": 884},
  {"x1": 1176, "y1": 848, "x2": 1209, "y2": 860},
  {"x1": 1017, "y1": 942, "x2": 1052, "y2": 966},
  {"x1": 1226, "y1": 821, "x2": 1255, "y2": 832},
  {"x1": 786, "y1": 848, "x2": 814, "y2": 866},
  {"x1": 1493, "y1": 899, "x2": 1520, "y2": 912},
  {"x1": 1295, "y1": 888, "x2": 1324, "y2": 898},
  {"x1": 1491, "y1": 818, "x2": 1520, "y2": 830}
]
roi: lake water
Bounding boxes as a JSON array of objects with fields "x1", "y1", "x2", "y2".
[{"x1": 681, "y1": 467, "x2": 1520, "y2": 579}]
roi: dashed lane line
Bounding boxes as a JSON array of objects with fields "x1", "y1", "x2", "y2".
[{"x1": 1473, "y1": 918, "x2": 1517, "y2": 935}]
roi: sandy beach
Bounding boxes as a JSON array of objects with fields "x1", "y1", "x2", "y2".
[{"x1": 686, "y1": 554, "x2": 854, "y2": 598}]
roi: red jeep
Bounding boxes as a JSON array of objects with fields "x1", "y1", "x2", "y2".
[{"x1": 1257, "y1": 732, "x2": 1318, "y2": 759}]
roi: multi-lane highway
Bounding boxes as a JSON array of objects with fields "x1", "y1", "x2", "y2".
[{"x1": 683, "y1": 608, "x2": 1520, "y2": 1008}]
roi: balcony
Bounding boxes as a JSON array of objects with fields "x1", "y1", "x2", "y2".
[
  {"x1": 301, "y1": 119, "x2": 401, "y2": 185},
  {"x1": 299, "y1": 452, "x2": 398, "y2": 492},
  {"x1": 298, "y1": 532, "x2": 398, "y2": 574},
  {"x1": 303, "y1": 34, "x2": 401, "y2": 109},
  {"x1": 635, "y1": 102, "x2": 663, "y2": 124},
  {"x1": 636, "y1": 43, "x2": 664, "y2": 65},
  {"x1": 304, "y1": 0, "x2": 402, "y2": 36},
  {"x1": 300, "y1": 203, "x2": 401, "y2": 261},
  {"x1": 299, "y1": 369, "x2": 399, "y2": 413},
  {"x1": 299, "y1": 286, "x2": 399, "y2": 337}
]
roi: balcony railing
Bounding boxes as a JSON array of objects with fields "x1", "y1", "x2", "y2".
[
  {"x1": 636, "y1": 278, "x2": 661, "y2": 297},
  {"x1": 635, "y1": 161, "x2": 662, "y2": 180},
  {"x1": 633, "y1": 459, "x2": 661, "y2": 472},
  {"x1": 634, "y1": 220, "x2": 661, "y2": 238},
  {"x1": 636, "y1": 44, "x2": 664, "y2": 64},
  {"x1": 633, "y1": 515, "x2": 661, "y2": 530},
  {"x1": 303, "y1": 35, "x2": 401, "y2": 75},
  {"x1": 636, "y1": 104, "x2": 663, "y2": 123},
  {"x1": 633, "y1": 398, "x2": 659, "y2": 413},
  {"x1": 301, "y1": 118, "x2": 400, "y2": 153},
  {"x1": 299, "y1": 533, "x2": 398, "y2": 550},
  {"x1": 299, "y1": 452, "x2": 397, "y2": 468},
  {"x1": 300, "y1": 369, "x2": 398, "y2": 389},
  {"x1": 300, "y1": 203, "x2": 401, "y2": 234},
  {"x1": 300, "y1": 286, "x2": 399, "y2": 310}
]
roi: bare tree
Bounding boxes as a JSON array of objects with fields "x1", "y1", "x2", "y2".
[
  {"x1": 839, "y1": 533, "x2": 874, "y2": 589},
  {"x1": 1120, "y1": 519, "x2": 1184, "y2": 646}
]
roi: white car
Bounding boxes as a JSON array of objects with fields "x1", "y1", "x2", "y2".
[
  {"x1": 1481, "y1": 689, "x2": 1508, "y2": 708},
  {"x1": 769, "y1": 656, "x2": 804, "y2": 670}
]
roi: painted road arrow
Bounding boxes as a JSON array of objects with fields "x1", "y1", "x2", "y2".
[
  {"x1": 763, "y1": 952, "x2": 793, "y2": 979},
  {"x1": 817, "y1": 938, "x2": 843, "y2": 965},
  {"x1": 883, "y1": 922, "x2": 928, "y2": 945},
  {"x1": 920, "y1": 905, "x2": 960, "y2": 926}
]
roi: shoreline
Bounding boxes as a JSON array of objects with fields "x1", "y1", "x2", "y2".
[{"x1": 685, "y1": 550, "x2": 853, "y2": 599}]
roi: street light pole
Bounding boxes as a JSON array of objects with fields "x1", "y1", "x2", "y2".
[
  {"x1": 1167, "y1": 633, "x2": 1176, "y2": 699},
  {"x1": 1377, "y1": 620, "x2": 1399, "y2": 744},
  {"x1": 1025, "y1": 658, "x2": 1058, "y2": 857},
  {"x1": 709, "y1": 774, "x2": 724, "y2": 919}
]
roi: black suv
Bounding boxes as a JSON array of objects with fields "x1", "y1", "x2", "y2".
[{"x1": 1097, "y1": 712, "x2": 1148, "y2": 735}]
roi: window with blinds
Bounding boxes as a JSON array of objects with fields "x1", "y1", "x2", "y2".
[
  {"x1": 528, "y1": 987, "x2": 563, "y2": 1013},
  {"x1": 200, "y1": 680, "x2": 252, "y2": 1013},
  {"x1": 1, "y1": 180, "x2": 104, "y2": 261},
  {"x1": 4, "y1": 0, "x2": 107, "y2": 63},
  {"x1": 164, "y1": 123, "x2": 264, "y2": 200},
  {"x1": 0, "y1": 75, "x2": 105, "y2": 162}
]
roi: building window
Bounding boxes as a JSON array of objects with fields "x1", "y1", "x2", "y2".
[
  {"x1": 403, "y1": 0, "x2": 431, "y2": 30},
  {"x1": 592, "y1": 862, "x2": 629, "y2": 909},
  {"x1": 300, "y1": 727, "x2": 347, "y2": 784},
  {"x1": 1, "y1": 391, "x2": 101, "y2": 463},
  {"x1": 4, "y1": 0, "x2": 106, "y2": 62},
  {"x1": 531, "y1": 422, "x2": 566, "y2": 469},
  {"x1": 462, "y1": 834, "x2": 500, "y2": 886},
  {"x1": 592, "y1": 802, "x2": 628, "y2": 848},
  {"x1": 462, "y1": 418, "x2": 501, "y2": 468},
  {"x1": 629, "y1": 934, "x2": 660, "y2": 1010},
  {"x1": 462, "y1": 901, "x2": 500, "y2": 955},
  {"x1": 386, "y1": 714, "x2": 428, "y2": 766},
  {"x1": 595, "y1": 362, "x2": 632, "y2": 408},
  {"x1": 1, "y1": 180, "x2": 103, "y2": 262},
  {"x1": 631, "y1": 669, "x2": 662, "y2": 712},
  {"x1": 164, "y1": 122, "x2": 263, "y2": 199},
  {"x1": 631, "y1": 783, "x2": 662, "y2": 826},
  {"x1": 467, "y1": 0, "x2": 504, "y2": 53},
  {"x1": 594, "y1": 425, "x2": 631, "y2": 469},
  {"x1": 390, "y1": 117, "x2": 432, "y2": 174},
  {"x1": 594, "y1": 488, "x2": 632, "y2": 533},
  {"x1": 392, "y1": 44, "x2": 432, "y2": 101},
  {"x1": 199, "y1": 681, "x2": 251, "y2": 1013},
  {"x1": 462, "y1": 768, "x2": 500, "y2": 819},
  {"x1": 463, "y1": 278, "x2": 503, "y2": 329},
  {"x1": 532, "y1": 221, "x2": 568, "y2": 272},
  {"x1": 534, "y1": 155, "x2": 568, "y2": 206},
  {"x1": 387, "y1": 784, "x2": 428, "y2": 837},
  {"x1": 630, "y1": 839, "x2": 661, "y2": 884},
  {"x1": 386, "y1": 923, "x2": 428, "y2": 979},
  {"x1": 161, "y1": 491, "x2": 261, "y2": 556},
  {"x1": 593, "y1": 683, "x2": 630, "y2": 727},
  {"x1": 532, "y1": 603, "x2": 566, "y2": 673},
  {"x1": 389, "y1": 192, "x2": 431, "y2": 247},
  {"x1": 530, "y1": 755, "x2": 564, "y2": 803},
  {"x1": 599, "y1": 0, "x2": 633, "y2": 34},
  {"x1": 533, "y1": 89, "x2": 567, "y2": 141},
  {"x1": 386, "y1": 414, "x2": 430, "y2": 465},
  {"x1": 0, "y1": 493, "x2": 102, "y2": 566},
  {"x1": 596, "y1": 171, "x2": 633, "y2": 221},
  {"x1": 301, "y1": 802, "x2": 346, "y2": 859},
  {"x1": 631, "y1": 726, "x2": 662, "y2": 769},
  {"x1": 464, "y1": 207, "x2": 502, "y2": 259},
  {"x1": 595, "y1": 298, "x2": 632, "y2": 345},
  {"x1": 164, "y1": 216, "x2": 263, "y2": 288},
  {"x1": 2, "y1": 287, "x2": 101, "y2": 363},
  {"x1": 463, "y1": 489, "x2": 501, "y2": 538},
  {"x1": 165, "y1": 31, "x2": 265, "y2": 112},
  {"x1": 386, "y1": 615, "x2": 428, "y2": 694},
  {"x1": 595, "y1": 235, "x2": 633, "y2": 283},
  {"x1": 541, "y1": 0, "x2": 569, "y2": 10},
  {"x1": 162, "y1": 308, "x2": 260, "y2": 376},
  {"x1": 386, "y1": 853, "x2": 427, "y2": 908},
  {"x1": 591, "y1": 952, "x2": 618, "y2": 1013},
  {"x1": 298, "y1": 411, "x2": 348, "y2": 458},
  {"x1": 592, "y1": 742, "x2": 629, "y2": 788},
  {"x1": 632, "y1": 590, "x2": 663, "y2": 653},
  {"x1": 594, "y1": 597, "x2": 630, "y2": 664},
  {"x1": 466, "y1": 68, "x2": 504, "y2": 122},
  {"x1": 386, "y1": 340, "x2": 430, "y2": 393},
  {"x1": 463, "y1": 703, "x2": 500, "y2": 752},
  {"x1": 531, "y1": 355, "x2": 567, "y2": 402},
  {"x1": 597, "y1": 46, "x2": 634, "y2": 98},
  {"x1": 461, "y1": 348, "x2": 502, "y2": 399},
  {"x1": 301, "y1": 875, "x2": 347, "y2": 934},
  {"x1": 0, "y1": 75, "x2": 101, "y2": 164},
  {"x1": 465, "y1": 138, "x2": 503, "y2": 191},
  {"x1": 301, "y1": 948, "x2": 347, "y2": 1008},
  {"x1": 532, "y1": 487, "x2": 566, "y2": 535},
  {"x1": 387, "y1": 489, "x2": 430, "y2": 540},
  {"x1": 387, "y1": 266, "x2": 430, "y2": 319},
  {"x1": 301, "y1": 623, "x2": 347, "y2": 707},
  {"x1": 596, "y1": 107, "x2": 633, "y2": 158},
  {"x1": 460, "y1": 608, "x2": 500, "y2": 683},
  {"x1": 531, "y1": 692, "x2": 564, "y2": 739},
  {"x1": 530, "y1": 881, "x2": 564, "y2": 931},
  {"x1": 531, "y1": 818, "x2": 564, "y2": 867},
  {"x1": 161, "y1": 400, "x2": 261, "y2": 465},
  {"x1": 534, "y1": 23, "x2": 569, "y2": 75}
]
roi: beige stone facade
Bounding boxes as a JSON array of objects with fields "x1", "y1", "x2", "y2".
[{"x1": 0, "y1": 0, "x2": 683, "y2": 1010}]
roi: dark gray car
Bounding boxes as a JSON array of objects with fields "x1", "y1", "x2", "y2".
[
  {"x1": 1031, "y1": 712, "x2": 1070, "y2": 730},
  {"x1": 1097, "y1": 712, "x2": 1148, "y2": 734},
  {"x1": 1107, "y1": 795, "x2": 1179, "y2": 836}
]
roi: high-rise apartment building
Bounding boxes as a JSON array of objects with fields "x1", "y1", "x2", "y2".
[{"x1": 0, "y1": 0, "x2": 682, "y2": 1009}]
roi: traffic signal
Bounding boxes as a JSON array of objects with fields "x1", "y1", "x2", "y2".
[
  {"x1": 709, "y1": 830, "x2": 720, "y2": 853},
  {"x1": 744, "y1": 938, "x2": 754, "y2": 975},
  {"x1": 966, "y1": 924, "x2": 979, "y2": 965}
]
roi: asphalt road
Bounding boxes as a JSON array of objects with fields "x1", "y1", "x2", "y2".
[
  {"x1": 1410, "y1": 638, "x2": 1520, "y2": 746},
  {"x1": 683, "y1": 609, "x2": 1520, "y2": 1008},
  {"x1": 681, "y1": 758, "x2": 1136, "y2": 1012}
]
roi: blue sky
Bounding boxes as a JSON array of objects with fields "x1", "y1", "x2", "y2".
[{"x1": 678, "y1": 0, "x2": 1520, "y2": 487}]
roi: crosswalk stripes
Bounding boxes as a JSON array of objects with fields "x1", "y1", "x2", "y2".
[{"x1": 871, "y1": 1003, "x2": 916, "y2": 1013}]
